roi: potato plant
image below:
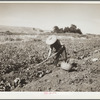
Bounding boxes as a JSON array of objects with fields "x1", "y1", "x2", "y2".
[{"x1": 0, "y1": 35, "x2": 100, "y2": 91}]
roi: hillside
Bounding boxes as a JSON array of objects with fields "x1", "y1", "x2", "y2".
[{"x1": 0, "y1": 25, "x2": 46, "y2": 35}]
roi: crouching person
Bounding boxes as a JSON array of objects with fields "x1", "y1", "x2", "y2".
[{"x1": 46, "y1": 35, "x2": 67, "y2": 67}]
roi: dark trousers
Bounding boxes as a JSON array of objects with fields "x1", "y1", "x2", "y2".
[{"x1": 54, "y1": 45, "x2": 67, "y2": 66}]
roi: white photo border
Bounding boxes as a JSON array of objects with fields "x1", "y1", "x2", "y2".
[{"x1": 0, "y1": 1, "x2": 100, "y2": 99}]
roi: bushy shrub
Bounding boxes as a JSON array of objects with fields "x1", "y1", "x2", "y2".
[
  {"x1": 53, "y1": 24, "x2": 83, "y2": 34},
  {"x1": 5, "y1": 31, "x2": 13, "y2": 35},
  {"x1": 39, "y1": 30, "x2": 44, "y2": 32}
]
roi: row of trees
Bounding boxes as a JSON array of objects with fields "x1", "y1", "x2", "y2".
[{"x1": 53, "y1": 24, "x2": 82, "y2": 34}]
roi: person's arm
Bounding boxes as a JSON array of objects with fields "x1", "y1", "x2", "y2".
[
  {"x1": 47, "y1": 46, "x2": 53, "y2": 59},
  {"x1": 60, "y1": 41, "x2": 63, "y2": 45}
]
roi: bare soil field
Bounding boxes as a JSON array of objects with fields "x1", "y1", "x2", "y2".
[{"x1": 0, "y1": 33, "x2": 100, "y2": 91}]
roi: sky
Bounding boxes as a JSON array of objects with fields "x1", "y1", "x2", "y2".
[{"x1": 0, "y1": 3, "x2": 100, "y2": 34}]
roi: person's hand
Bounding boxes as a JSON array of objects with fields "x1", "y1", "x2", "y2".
[{"x1": 47, "y1": 48, "x2": 52, "y2": 59}]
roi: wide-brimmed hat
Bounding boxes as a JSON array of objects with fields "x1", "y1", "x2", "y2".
[{"x1": 46, "y1": 35, "x2": 57, "y2": 45}]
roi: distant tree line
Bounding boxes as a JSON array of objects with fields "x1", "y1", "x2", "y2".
[{"x1": 53, "y1": 24, "x2": 82, "y2": 34}]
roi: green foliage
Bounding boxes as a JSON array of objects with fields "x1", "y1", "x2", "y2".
[
  {"x1": 53, "y1": 26, "x2": 60, "y2": 33},
  {"x1": 5, "y1": 31, "x2": 13, "y2": 35},
  {"x1": 0, "y1": 35, "x2": 100, "y2": 91},
  {"x1": 0, "y1": 40, "x2": 47, "y2": 75},
  {"x1": 76, "y1": 28, "x2": 82, "y2": 34},
  {"x1": 39, "y1": 30, "x2": 44, "y2": 32},
  {"x1": 53, "y1": 24, "x2": 83, "y2": 34},
  {"x1": 58, "y1": 28, "x2": 63, "y2": 33},
  {"x1": 64, "y1": 27, "x2": 70, "y2": 33}
]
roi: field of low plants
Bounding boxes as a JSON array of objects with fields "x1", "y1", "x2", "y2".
[{"x1": 0, "y1": 33, "x2": 100, "y2": 91}]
